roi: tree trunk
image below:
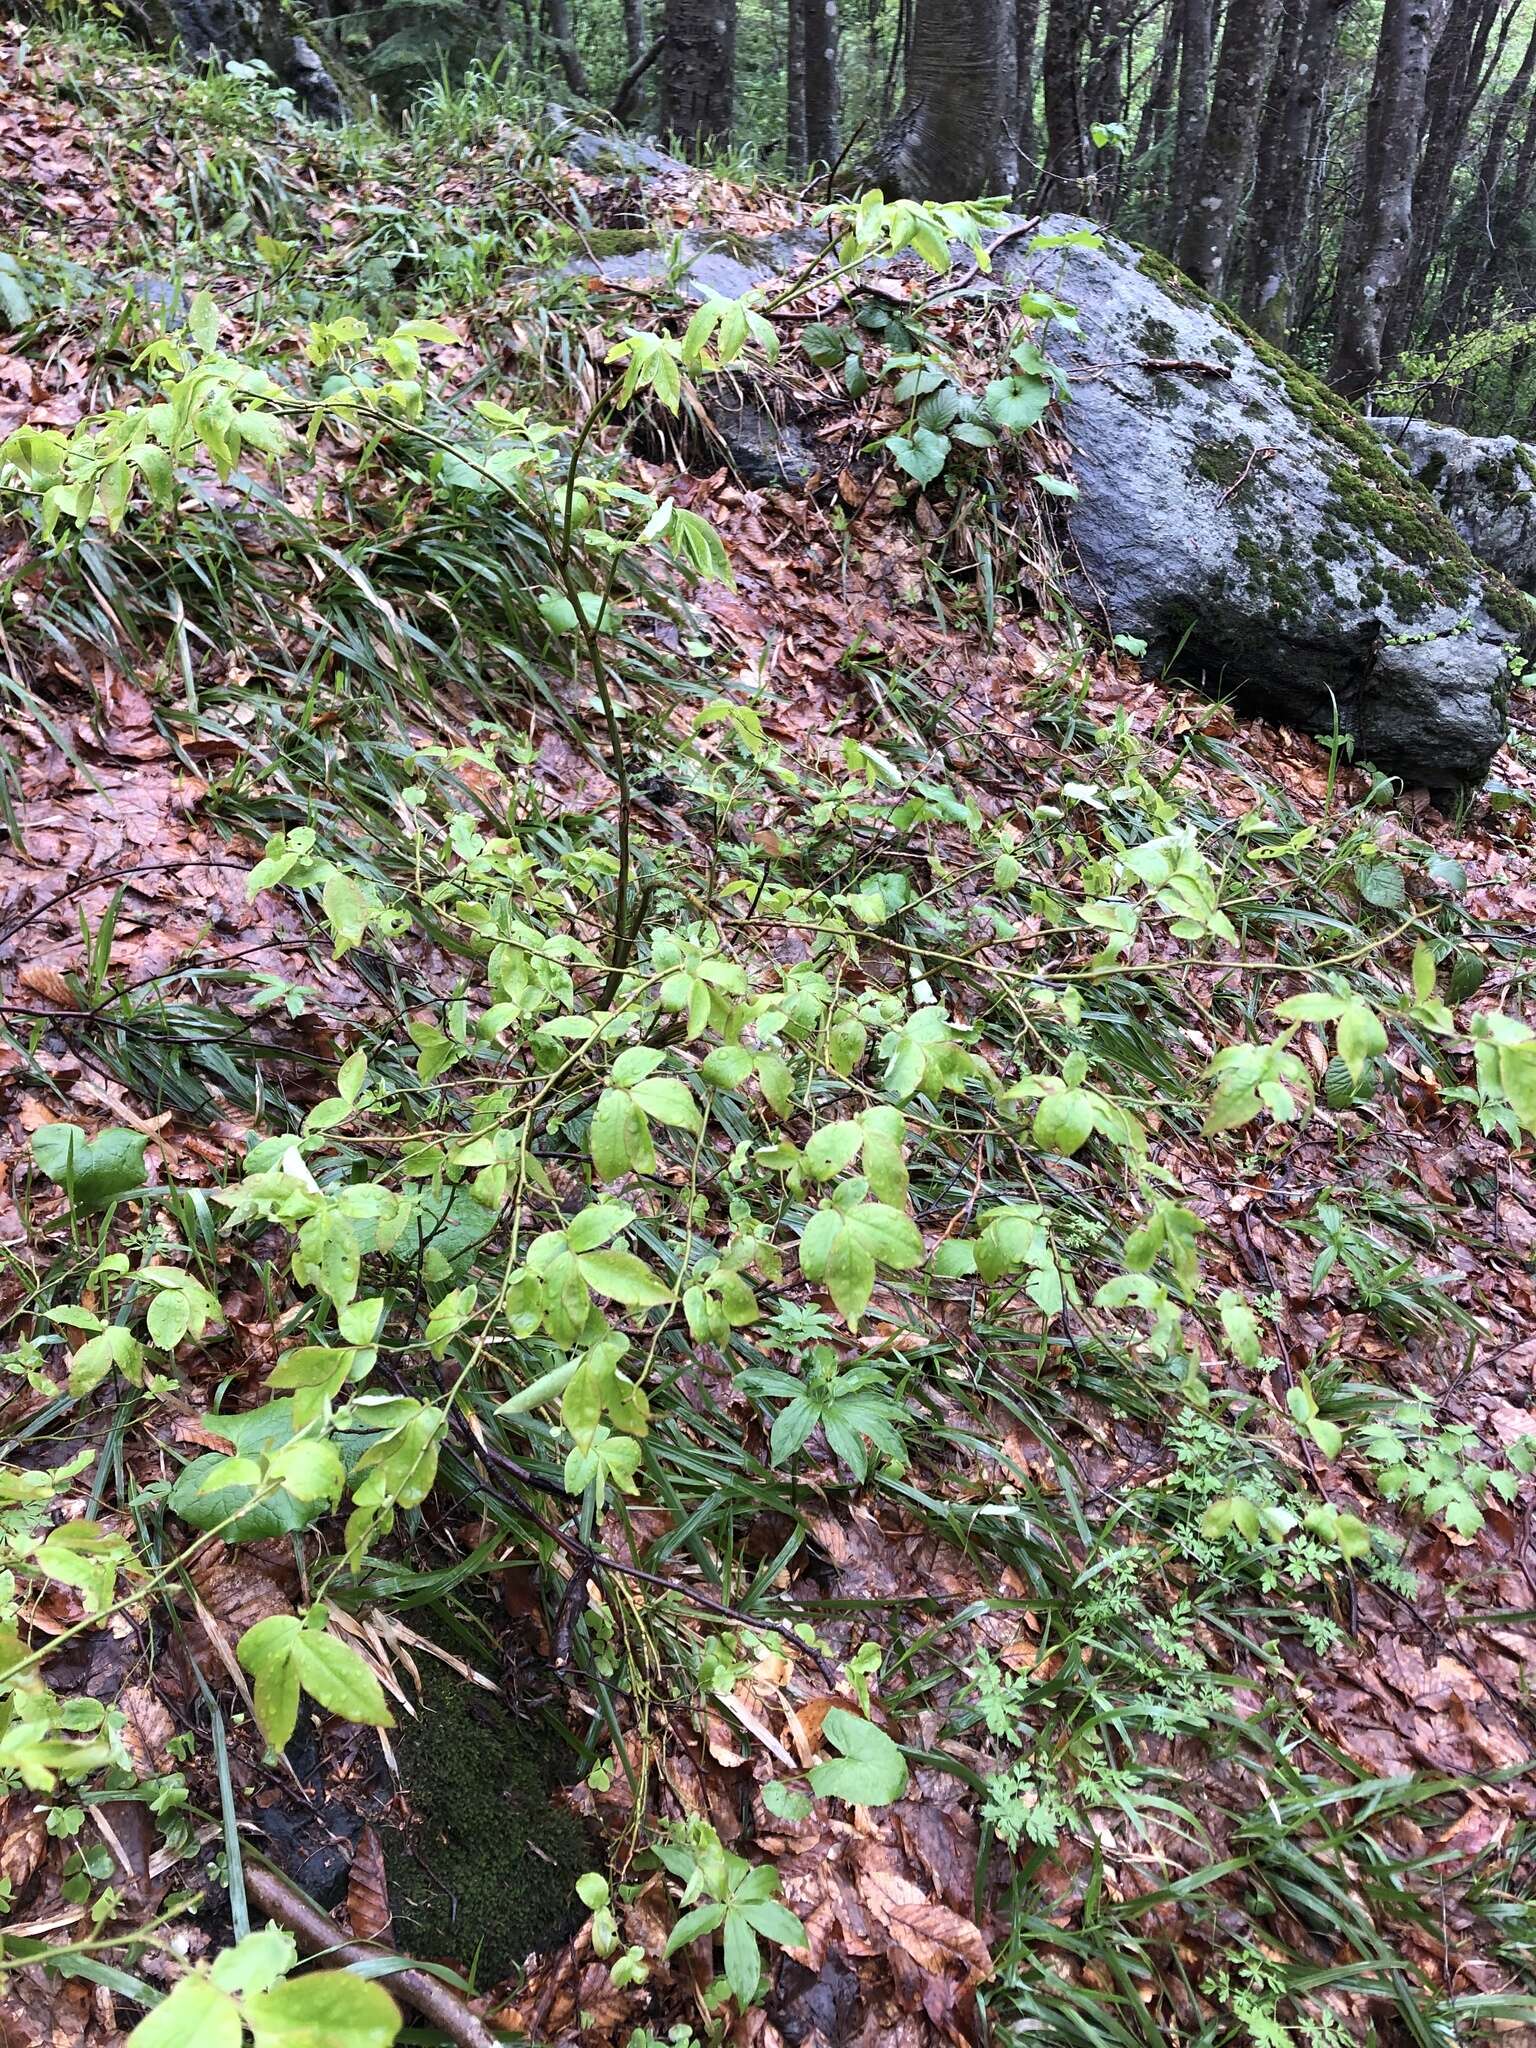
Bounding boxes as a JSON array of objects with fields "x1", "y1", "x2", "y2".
[
  {"x1": 546, "y1": 0, "x2": 590, "y2": 96},
  {"x1": 623, "y1": 0, "x2": 646, "y2": 72},
  {"x1": 996, "y1": 0, "x2": 1020, "y2": 190},
  {"x1": 1016, "y1": 0, "x2": 1040, "y2": 166},
  {"x1": 1131, "y1": 5, "x2": 1181, "y2": 179},
  {"x1": 787, "y1": 0, "x2": 808, "y2": 171},
  {"x1": 661, "y1": 0, "x2": 736, "y2": 151},
  {"x1": 1165, "y1": 0, "x2": 1215, "y2": 251},
  {"x1": 1434, "y1": 19, "x2": 1536, "y2": 341},
  {"x1": 869, "y1": 0, "x2": 1006, "y2": 196},
  {"x1": 1381, "y1": 0, "x2": 1501, "y2": 363},
  {"x1": 805, "y1": 0, "x2": 840, "y2": 164},
  {"x1": 1241, "y1": 0, "x2": 1353, "y2": 341},
  {"x1": 1040, "y1": 0, "x2": 1089, "y2": 200},
  {"x1": 1176, "y1": 0, "x2": 1281, "y2": 294},
  {"x1": 1330, "y1": 0, "x2": 1450, "y2": 397}
]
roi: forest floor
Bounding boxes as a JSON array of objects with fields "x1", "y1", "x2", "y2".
[{"x1": 2, "y1": 23, "x2": 1536, "y2": 2048}]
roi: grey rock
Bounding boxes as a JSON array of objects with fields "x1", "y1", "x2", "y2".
[
  {"x1": 1374, "y1": 416, "x2": 1536, "y2": 593},
  {"x1": 564, "y1": 232, "x2": 825, "y2": 487},
  {"x1": 995, "y1": 217, "x2": 1534, "y2": 788},
  {"x1": 556, "y1": 123, "x2": 689, "y2": 179},
  {"x1": 164, "y1": 0, "x2": 347, "y2": 118}
]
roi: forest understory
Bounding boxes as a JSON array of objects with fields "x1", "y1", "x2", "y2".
[{"x1": 1, "y1": 23, "x2": 1536, "y2": 2048}]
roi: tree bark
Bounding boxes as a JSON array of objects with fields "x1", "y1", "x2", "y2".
[
  {"x1": 869, "y1": 0, "x2": 1006, "y2": 196},
  {"x1": 623, "y1": 0, "x2": 647, "y2": 72},
  {"x1": 660, "y1": 0, "x2": 736, "y2": 151},
  {"x1": 786, "y1": 0, "x2": 807, "y2": 170},
  {"x1": 1165, "y1": 0, "x2": 1215, "y2": 251},
  {"x1": 1241, "y1": 0, "x2": 1354, "y2": 341},
  {"x1": 1176, "y1": 0, "x2": 1281, "y2": 294},
  {"x1": 1040, "y1": 0, "x2": 1089, "y2": 199},
  {"x1": 805, "y1": 0, "x2": 840, "y2": 164},
  {"x1": 1016, "y1": 0, "x2": 1040, "y2": 166},
  {"x1": 546, "y1": 0, "x2": 590, "y2": 96},
  {"x1": 1381, "y1": 0, "x2": 1501, "y2": 362},
  {"x1": 1131, "y1": 4, "x2": 1181, "y2": 181},
  {"x1": 1430, "y1": 13, "x2": 1536, "y2": 341},
  {"x1": 1330, "y1": 0, "x2": 1450, "y2": 397}
]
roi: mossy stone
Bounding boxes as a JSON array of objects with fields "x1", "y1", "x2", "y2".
[
  {"x1": 382, "y1": 1657, "x2": 594, "y2": 1983},
  {"x1": 1193, "y1": 436, "x2": 1254, "y2": 488}
]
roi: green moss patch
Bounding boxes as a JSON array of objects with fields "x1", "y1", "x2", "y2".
[{"x1": 383, "y1": 1657, "x2": 594, "y2": 1983}]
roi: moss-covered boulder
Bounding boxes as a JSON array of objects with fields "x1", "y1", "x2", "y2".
[
  {"x1": 1002, "y1": 219, "x2": 1536, "y2": 788},
  {"x1": 1375, "y1": 417, "x2": 1536, "y2": 595}
]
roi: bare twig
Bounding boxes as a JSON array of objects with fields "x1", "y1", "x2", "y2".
[
  {"x1": 1218, "y1": 443, "x2": 1278, "y2": 507},
  {"x1": 243, "y1": 1864, "x2": 508, "y2": 2048},
  {"x1": 610, "y1": 33, "x2": 666, "y2": 120}
]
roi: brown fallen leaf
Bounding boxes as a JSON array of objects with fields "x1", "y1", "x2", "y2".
[
  {"x1": 346, "y1": 1825, "x2": 392, "y2": 1943},
  {"x1": 854, "y1": 1857, "x2": 993, "y2": 1986},
  {"x1": 116, "y1": 1686, "x2": 176, "y2": 1779}
]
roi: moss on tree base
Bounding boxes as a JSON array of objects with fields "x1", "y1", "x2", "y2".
[{"x1": 382, "y1": 1658, "x2": 594, "y2": 1984}]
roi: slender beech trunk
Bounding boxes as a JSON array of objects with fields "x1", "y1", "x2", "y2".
[
  {"x1": 623, "y1": 0, "x2": 646, "y2": 72},
  {"x1": 1434, "y1": 18, "x2": 1536, "y2": 341},
  {"x1": 1165, "y1": 0, "x2": 1215, "y2": 251},
  {"x1": 1330, "y1": 0, "x2": 1450, "y2": 397},
  {"x1": 546, "y1": 0, "x2": 590, "y2": 96},
  {"x1": 660, "y1": 0, "x2": 736, "y2": 151},
  {"x1": 1016, "y1": 0, "x2": 1040, "y2": 166},
  {"x1": 1131, "y1": 6, "x2": 1181, "y2": 184},
  {"x1": 1382, "y1": 0, "x2": 1501, "y2": 362},
  {"x1": 787, "y1": 0, "x2": 808, "y2": 170},
  {"x1": 869, "y1": 0, "x2": 1006, "y2": 196},
  {"x1": 1040, "y1": 0, "x2": 1089, "y2": 200},
  {"x1": 805, "y1": 0, "x2": 840, "y2": 164},
  {"x1": 1242, "y1": 0, "x2": 1354, "y2": 341},
  {"x1": 1176, "y1": 0, "x2": 1281, "y2": 294}
]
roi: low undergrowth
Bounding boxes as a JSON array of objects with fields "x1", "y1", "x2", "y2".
[{"x1": 0, "y1": 29, "x2": 1534, "y2": 2048}]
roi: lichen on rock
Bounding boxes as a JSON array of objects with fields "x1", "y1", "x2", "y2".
[{"x1": 1001, "y1": 220, "x2": 1535, "y2": 788}]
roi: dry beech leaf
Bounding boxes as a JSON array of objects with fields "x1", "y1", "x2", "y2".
[
  {"x1": 0, "y1": 1801, "x2": 47, "y2": 1890},
  {"x1": 346, "y1": 1825, "x2": 392, "y2": 1942},
  {"x1": 116, "y1": 1686, "x2": 175, "y2": 1778},
  {"x1": 854, "y1": 1859, "x2": 993, "y2": 1985},
  {"x1": 15, "y1": 963, "x2": 78, "y2": 1008}
]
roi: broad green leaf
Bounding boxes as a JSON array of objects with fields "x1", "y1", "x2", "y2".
[
  {"x1": 1033, "y1": 1089, "x2": 1095, "y2": 1157},
  {"x1": 29, "y1": 1124, "x2": 147, "y2": 1213},
  {"x1": 127, "y1": 1974, "x2": 242, "y2": 2048},
  {"x1": 807, "y1": 1707, "x2": 909, "y2": 1806},
  {"x1": 578, "y1": 1248, "x2": 672, "y2": 1308},
  {"x1": 244, "y1": 1971, "x2": 400, "y2": 2048}
]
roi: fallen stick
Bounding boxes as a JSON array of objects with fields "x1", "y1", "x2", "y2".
[{"x1": 243, "y1": 1864, "x2": 506, "y2": 2048}]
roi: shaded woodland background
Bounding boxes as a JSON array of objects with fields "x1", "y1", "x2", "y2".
[{"x1": 201, "y1": 0, "x2": 1536, "y2": 433}]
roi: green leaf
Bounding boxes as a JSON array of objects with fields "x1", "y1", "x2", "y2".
[
  {"x1": 208, "y1": 1929, "x2": 297, "y2": 1997},
  {"x1": 127, "y1": 1975, "x2": 242, "y2": 2048},
  {"x1": 762, "y1": 1780, "x2": 813, "y2": 1822},
  {"x1": 291, "y1": 1628, "x2": 394, "y2": 1731},
  {"x1": 577, "y1": 1248, "x2": 672, "y2": 1308},
  {"x1": 803, "y1": 1122, "x2": 863, "y2": 1181},
  {"x1": 984, "y1": 373, "x2": 1051, "y2": 431},
  {"x1": 807, "y1": 1707, "x2": 909, "y2": 1806},
  {"x1": 1355, "y1": 858, "x2": 1405, "y2": 910},
  {"x1": 886, "y1": 427, "x2": 949, "y2": 486},
  {"x1": 244, "y1": 1971, "x2": 401, "y2": 2048},
  {"x1": 1336, "y1": 1001, "x2": 1387, "y2": 1083},
  {"x1": 824, "y1": 1233, "x2": 876, "y2": 1324},
  {"x1": 29, "y1": 1124, "x2": 147, "y2": 1213},
  {"x1": 629, "y1": 1076, "x2": 702, "y2": 1131},
  {"x1": 1033, "y1": 1089, "x2": 1095, "y2": 1157},
  {"x1": 237, "y1": 1615, "x2": 304, "y2": 1751},
  {"x1": 590, "y1": 1089, "x2": 653, "y2": 1181},
  {"x1": 722, "y1": 1910, "x2": 762, "y2": 2008}
]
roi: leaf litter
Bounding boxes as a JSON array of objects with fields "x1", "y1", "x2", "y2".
[{"x1": 0, "y1": 24, "x2": 1531, "y2": 2048}]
